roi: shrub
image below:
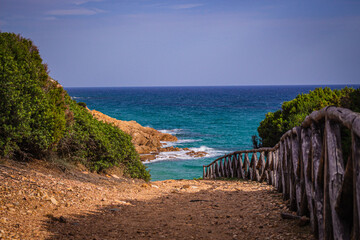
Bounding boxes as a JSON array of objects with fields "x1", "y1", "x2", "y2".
[
  {"x1": 0, "y1": 32, "x2": 66, "y2": 158},
  {"x1": 77, "y1": 102, "x2": 87, "y2": 108},
  {"x1": 255, "y1": 87, "x2": 360, "y2": 148},
  {"x1": 0, "y1": 32, "x2": 150, "y2": 181}
]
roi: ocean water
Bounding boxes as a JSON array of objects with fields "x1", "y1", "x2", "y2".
[{"x1": 66, "y1": 85, "x2": 358, "y2": 181}]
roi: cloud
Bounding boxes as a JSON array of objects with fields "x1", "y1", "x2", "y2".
[
  {"x1": 170, "y1": 4, "x2": 204, "y2": 10},
  {"x1": 74, "y1": 0, "x2": 104, "y2": 5},
  {"x1": 46, "y1": 8, "x2": 104, "y2": 16}
]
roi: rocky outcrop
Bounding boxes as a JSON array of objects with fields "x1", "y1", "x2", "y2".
[
  {"x1": 90, "y1": 110, "x2": 177, "y2": 154},
  {"x1": 89, "y1": 109, "x2": 209, "y2": 161}
]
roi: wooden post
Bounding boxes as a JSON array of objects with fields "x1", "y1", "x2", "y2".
[
  {"x1": 244, "y1": 153, "x2": 250, "y2": 179},
  {"x1": 325, "y1": 119, "x2": 349, "y2": 239},
  {"x1": 301, "y1": 127, "x2": 315, "y2": 231},
  {"x1": 352, "y1": 129, "x2": 360, "y2": 239},
  {"x1": 291, "y1": 127, "x2": 302, "y2": 214},
  {"x1": 311, "y1": 122, "x2": 324, "y2": 239}
]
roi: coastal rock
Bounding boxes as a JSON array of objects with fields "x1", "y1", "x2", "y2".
[
  {"x1": 186, "y1": 151, "x2": 207, "y2": 158},
  {"x1": 159, "y1": 147, "x2": 181, "y2": 152},
  {"x1": 89, "y1": 110, "x2": 177, "y2": 154},
  {"x1": 89, "y1": 109, "x2": 208, "y2": 161}
]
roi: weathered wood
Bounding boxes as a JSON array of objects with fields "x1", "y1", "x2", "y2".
[
  {"x1": 215, "y1": 161, "x2": 219, "y2": 178},
  {"x1": 301, "y1": 127, "x2": 315, "y2": 231},
  {"x1": 311, "y1": 122, "x2": 324, "y2": 239},
  {"x1": 258, "y1": 152, "x2": 266, "y2": 182},
  {"x1": 243, "y1": 153, "x2": 250, "y2": 179},
  {"x1": 250, "y1": 153, "x2": 260, "y2": 181},
  {"x1": 352, "y1": 130, "x2": 360, "y2": 240},
  {"x1": 237, "y1": 154, "x2": 244, "y2": 179},
  {"x1": 291, "y1": 127, "x2": 302, "y2": 214},
  {"x1": 326, "y1": 119, "x2": 349, "y2": 239},
  {"x1": 323, "y1": 121, "x2": 334, "y2": 240},
  {"x1": 203, "y1": 106, "x2": 360, "y2": 240}
]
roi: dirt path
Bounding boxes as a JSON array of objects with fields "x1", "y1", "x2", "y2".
[{"x1": 0, "y1": 160, "x2": 314, "y2": 240}]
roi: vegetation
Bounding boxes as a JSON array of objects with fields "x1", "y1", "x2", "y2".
[
  {"x1": 254, "y1": 87, "x2": 360, "y2": 148},
  {"x1": 0, "y1": 32, "x2": 150, "y2": 181}
]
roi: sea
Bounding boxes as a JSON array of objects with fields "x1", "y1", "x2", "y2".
[{"x1": 66, "y1": 85, "x2": 358, "y2": 181}]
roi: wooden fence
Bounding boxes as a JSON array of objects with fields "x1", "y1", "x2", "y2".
[{"x1": 203, "y1": 106, "x2": 360, "y2": 239}]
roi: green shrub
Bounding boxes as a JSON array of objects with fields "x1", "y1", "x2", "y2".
[
  {"x1": 0, "y1": 33, "x2": 66, "y2": 158},
  {"x1": 0, "y1": 32, "x2": 150, "y2": 181},
  {"x1": 255, "y1": 87, "x2": 360, "y2": 148},
  {"x1": 77, "y1": 102, "x2": 87, "y2": 108}
]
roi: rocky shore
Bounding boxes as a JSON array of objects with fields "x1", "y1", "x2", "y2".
[{"x1": 90, "y1": 110, "x2": 207, "y2": 161}]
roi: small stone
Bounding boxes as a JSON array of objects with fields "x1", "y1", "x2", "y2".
[
  {"x1": 182, "y1": 185, "x2": 190, "y2": 189},
  {"x1": 109, "y1": 208, "x2": 121, "y2": 212},
  {"x1": 141, "y1": 183, "x2": 149, "y2": 188},
  {"x1": 50, "y1": 197, "x2": 58, "y2": 205}
]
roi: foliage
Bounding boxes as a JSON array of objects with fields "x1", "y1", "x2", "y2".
[
  {"x1": 58, "y1": 96, "x2": 150, "y2": 180},
  {"x1": 0, "y1": 32, "x2": 66, "y2": 158},
  {"x1": 77, "y1": 102, "x2": 87, "y2": 108},
  {"x1": 0, "y1": 32, "x2": 150, "y2": 181},
  {"x1": 255, "y1": 87, "x2": 360, "y2": 148}
]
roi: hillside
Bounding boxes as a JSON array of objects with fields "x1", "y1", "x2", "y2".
[{"x1": 0, "y1": 32, "x2": 149, "y2": 181}]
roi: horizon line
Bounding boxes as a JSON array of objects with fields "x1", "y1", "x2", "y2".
[{"x1": 63, "y1": 83, "x2": 360, "y2": 88}]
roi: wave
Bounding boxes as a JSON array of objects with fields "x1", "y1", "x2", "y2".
[
  {"x1": 158, "y1": 129, "x2": 183, "y2": 135},
  {"x1": 161, "y1": 139, "x2": 202, "y2": 147},
  {"x1": 143, "y1": 145, "x2": 228, "y2": 164}
]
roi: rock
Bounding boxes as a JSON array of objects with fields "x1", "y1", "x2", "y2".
[
  {"x1": 109, "y1": 208, "x2": 121, "y2": 212},
  {"x1": 186, "y1": 151, "x2": 207, "y2": 158},
  {"x1": 140, "y1": 154, "x2": 157, "y2": 161},
  {"x1": 49, "y1": 197, "x2": 58, "y2": 205},
  {"x1": 90, "y1": 110, "x2": 177, "y2": 155},
  {"x1": 160, "y1": 147, "x2": 181, "y2": 152}
]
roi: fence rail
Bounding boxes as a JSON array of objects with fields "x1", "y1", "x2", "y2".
[{"x1": 203, "y1": 106, "x2": 360, "y2": 239}]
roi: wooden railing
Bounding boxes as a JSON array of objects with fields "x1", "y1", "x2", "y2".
[{"x1": 203, "y1": 106, "x2": 360, "y2": 239}]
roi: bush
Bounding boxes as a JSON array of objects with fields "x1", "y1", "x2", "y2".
[
  {"x1": 77, "y1": 102, "x2": 87, "y2": 108},
  {"x1": 255, "y1": 87, "x2": 360, "y2": 148},
  {"x1": 0, "y1": 33, "x2": 67, "y2": 158},
  {"x1": 0, "y1": 32, "x2": 150, "y2": 181}
]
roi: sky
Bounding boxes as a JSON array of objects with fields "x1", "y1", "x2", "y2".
[{"x1": 1, "y1": 0, "x2": 360, "y2": 87}]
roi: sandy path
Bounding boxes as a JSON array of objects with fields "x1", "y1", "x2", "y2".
[{"x1": 0, "y1": 160, "x2": 314, "y2": 240}]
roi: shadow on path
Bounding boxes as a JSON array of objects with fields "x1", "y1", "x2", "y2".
[{"x1": 44, "y1": 184, "x2": 314, "y2": 240}]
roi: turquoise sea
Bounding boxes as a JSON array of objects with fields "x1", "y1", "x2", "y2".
[{"x1": 66, "y1": 85, "x2": 357, "y2": 181}]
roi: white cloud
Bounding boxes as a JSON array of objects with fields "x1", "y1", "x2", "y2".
[
  {"x1": 46, "y1": 8, "x2": 104, "y2": 16},
  {"x1": 74, "y1": 0, "x2": 104, "y2": 6},
  {"x1": 170, "y1": 4, "x2": 204, "y2": 10}
]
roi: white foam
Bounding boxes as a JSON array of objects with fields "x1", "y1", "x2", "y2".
[
  {"x1": 143, "y1": 145, "x2": 228, "y2": 164},
  {"x1": 158, "y1": 129, "x2": 183, "y2": 135},
  {"x1": 161, "y1": 139, "x2": 201, "y2": 147}
]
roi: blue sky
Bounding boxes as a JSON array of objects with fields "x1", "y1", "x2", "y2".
[{"x1": 1, "y1": 0, "x2": 360, "y2": 87}]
